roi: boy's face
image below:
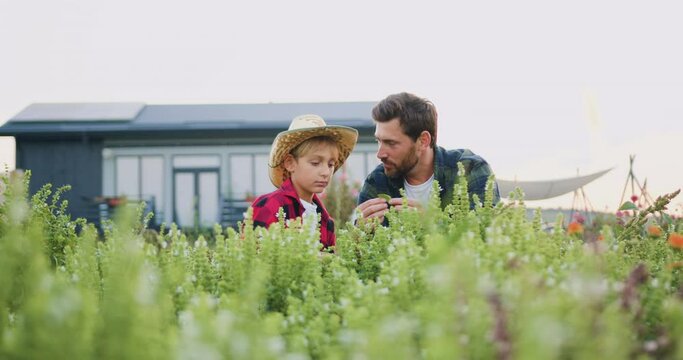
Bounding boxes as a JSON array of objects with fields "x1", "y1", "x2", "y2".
[{"x1": 284, "y1": 142, "x2": 339, "y2": 202}]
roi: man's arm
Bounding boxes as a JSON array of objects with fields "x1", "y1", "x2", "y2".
[
  {"x1": 466, "y1": 161, "x2": 500, "y2": 207},
  {"x1": 357, "y1": 179, "x2": 377, "y2": 206}
]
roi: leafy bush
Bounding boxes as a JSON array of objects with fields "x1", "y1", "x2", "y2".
[
  {"x1": 1, "y1": 171, "x2": 682, "y2": 359},
  {"x1": 320, "y1": 171, "x2": 361, "y2": 225}
]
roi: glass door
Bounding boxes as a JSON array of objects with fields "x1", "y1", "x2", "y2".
[{"x1": 173, "y1": 169, "x2": 219, "y2": 228}]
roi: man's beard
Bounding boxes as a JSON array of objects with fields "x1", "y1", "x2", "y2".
[{"x1": 383, "y1": 145, "x2": 419, "y2": 179}]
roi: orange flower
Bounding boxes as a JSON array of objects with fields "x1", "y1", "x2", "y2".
[
  {"x1": 647, "y1": 225, "x2": 663, "y2": 237},
  {"x1": 666, "y1": 261, "x2": 683, "y2": 270},
  {"x1": 597, "y1": 234, "x2": 605, "y2": 241},
  {"x1": 668, "y1": 233, "x2": 683, "y2": 249},
  {"x1": 567, "y1": 221, "x2": 584, "y2": 235}
]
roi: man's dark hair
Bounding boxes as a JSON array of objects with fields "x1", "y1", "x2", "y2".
[{"x1": 371, "y1": 92, "x2": 438, "y2": 148}]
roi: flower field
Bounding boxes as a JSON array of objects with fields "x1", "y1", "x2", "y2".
[{"x1": 1, "y1": 171, "x2": 682, "y2": 359}]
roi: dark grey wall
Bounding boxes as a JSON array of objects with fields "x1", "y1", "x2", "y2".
[{"x1": 16, "y1": 137, "x2": 103, "y2": 224}]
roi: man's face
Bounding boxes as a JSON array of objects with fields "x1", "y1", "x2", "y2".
[{"x1": 374, "y1": 118, "x2": 419, "y2": 179}]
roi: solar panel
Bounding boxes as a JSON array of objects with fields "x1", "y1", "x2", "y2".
[{"x1": 10, "y1": 103, "x2": 145, "y2": 122}]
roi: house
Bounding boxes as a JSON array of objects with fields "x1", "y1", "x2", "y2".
[{"x1": 0, "y1": 102, "x2": 379, "y2": 228}]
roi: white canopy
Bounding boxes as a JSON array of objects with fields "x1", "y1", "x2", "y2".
[{"x1": 498, "y1": 168, "x2": 612, "y2": 200}]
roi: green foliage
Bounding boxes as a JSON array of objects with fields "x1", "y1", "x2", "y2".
[
  {"x1": 322, "y1": 172, "x2": 361, "y2": 225},
  {"x1": 1, "y1": 172, "x2": 682, "y2": 359}
]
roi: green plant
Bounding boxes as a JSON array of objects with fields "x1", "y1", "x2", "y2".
[
  {"x1": 1, "y1": 171, "x2": 683, "y2": 359},
  {"x1": 321, "y1": 171, "x2": 360, "y2": 225}
]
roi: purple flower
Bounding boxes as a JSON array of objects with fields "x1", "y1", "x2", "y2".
[{"x1": 572, "y1": 213, "x2": 586, "y2": 224}]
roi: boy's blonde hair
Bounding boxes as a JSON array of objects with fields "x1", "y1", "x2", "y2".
[
  {"x1": 283, "y1": 136, "x2": 340, "y2": 180},
  {"x1": 289, "y1": 136, "x2": 340, "y2": 160}
]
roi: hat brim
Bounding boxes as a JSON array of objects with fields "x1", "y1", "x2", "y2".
[{"x1": 268, "y1": 125, "x2": 359, "y2": 188}]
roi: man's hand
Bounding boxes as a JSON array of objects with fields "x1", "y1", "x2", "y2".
[
  {"x1": 388, "y1": 198, "x2": 422, "y2": 211},
  {"x1": 356, "y1": 198, "x2": 390, "y2": 222},
  {"x1": 355, "y1": 197, "x2": 423, "y2": 223}
]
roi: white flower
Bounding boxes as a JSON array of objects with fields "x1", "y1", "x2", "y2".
[
  {"x1": 644, "y1": 340, "x2": 658, "y2": 352},
  {"x1": 267, "y1": 337, "x2": 285, "y2": 354}
]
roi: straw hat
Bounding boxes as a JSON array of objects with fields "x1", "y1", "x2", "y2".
[{"x1": 269, "y1": 114, "x2": 358, "y2": 188}]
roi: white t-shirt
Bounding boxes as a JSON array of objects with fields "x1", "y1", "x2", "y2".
[
  {"x1": 350, "y1": 174, "x2": 435, "y2": 224},
  {"x1": 404, "y1": 174, "x2": 434, "y2": 206},
  {"x1": 300, "y1": 199, "x2": 319, "y2": 233}
]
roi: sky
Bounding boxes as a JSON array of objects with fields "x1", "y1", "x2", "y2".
[{"x1": 1, "y1": 0, "x2": 682, "y2": 215}]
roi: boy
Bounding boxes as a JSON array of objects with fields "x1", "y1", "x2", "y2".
[{"x1": 250, "y1": 114, "x2": 358, "y2": 249}]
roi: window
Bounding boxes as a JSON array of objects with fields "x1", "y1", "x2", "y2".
[
  {"x1": 228, "y1": 153, "x2": 275, "y2": 199},
  {"x1": 116, "y1": 156, "x2": 140, "y2": 197},
  {"x1": 366, "y1": 152, "x2": 380, "y2": 171},
  {"x1": 141, "y1": 157, "x2": 164, "y2": 213},
  {"x1": 173, "y1": 155, "x2": 220, "y2": 168},
  {"x1": 339, "y1": 151, "x2": 381, "y2": 185},
  {"x1": 172, "y1": 154, "x2": 221, "y2": 227},
  {"x1": 229, "y1": 154, "x2": 253, "y2": 199},
  {"x1": 254, "y1": 154, "x2": 271, "y2": 196},
  {"x1": 343, "y1": 153, "x2": 366, "y2": 184},
  {"x1": 115, "y1": 155, "x2": 164, "y2": 218}
]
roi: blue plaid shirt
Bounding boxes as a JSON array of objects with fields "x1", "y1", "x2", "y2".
[{"x1": 357, "y1": 146, "x2": 500, "y2": 210}]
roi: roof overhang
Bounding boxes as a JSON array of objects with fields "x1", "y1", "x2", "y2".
[{"x1": 498, "y1": 168, "x2": 613, "y2": 200}]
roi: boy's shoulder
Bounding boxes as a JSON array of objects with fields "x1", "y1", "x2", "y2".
[{"x1": 251, "y1": 187, "x2": 297, "y2": 209}]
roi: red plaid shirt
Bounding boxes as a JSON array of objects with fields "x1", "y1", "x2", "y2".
[{"x1": 250, "y1": 178, "x2": 335, "y2": 249}]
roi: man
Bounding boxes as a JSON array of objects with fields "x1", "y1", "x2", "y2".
[{"x1": 356, "y1": 92, "x2": 500, "y2": 223}]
